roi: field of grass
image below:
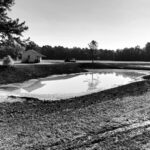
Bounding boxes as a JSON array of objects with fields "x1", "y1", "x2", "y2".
[
  {"x1": 3, "y1": 59, "x2": 150, "y2": 65},
  {"x1": 24, "y1": 60, "x2": 150, "y2": 70},
  {"x1": 42, "y1": 59, "x2": 150, "y2": 64}
]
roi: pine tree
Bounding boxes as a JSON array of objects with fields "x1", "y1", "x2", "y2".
[{"x1": 0, "y1": 0, "x2": 28, "y2": 45}]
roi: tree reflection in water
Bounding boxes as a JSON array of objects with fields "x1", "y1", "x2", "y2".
[{"x1": 84, "y1": 72, "x2": 100, "y2": 91}]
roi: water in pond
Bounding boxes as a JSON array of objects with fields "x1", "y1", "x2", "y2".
[{"x1": 0, "y1": 69, "x2": 149, "y2": 101}]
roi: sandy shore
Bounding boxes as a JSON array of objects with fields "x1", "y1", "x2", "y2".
[{"x1": 0, "y1": 79, "x2": 150, "y2": 149}]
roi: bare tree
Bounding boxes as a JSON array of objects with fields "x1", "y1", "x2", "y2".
[{"x1": 88, "y1": 40, "x2": 98, "y2": 64}]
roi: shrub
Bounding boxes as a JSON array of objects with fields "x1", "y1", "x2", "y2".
[{"x1": 2, "y1": 55, "x2": 14, "y2": 66}]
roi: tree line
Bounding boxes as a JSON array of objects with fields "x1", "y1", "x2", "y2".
[
  {"x1": 1, "y1": 42, "x2": 150, "y2": 61},
  {"x1": 37, "y1": 42, "x2": 150, "y2": 61}
]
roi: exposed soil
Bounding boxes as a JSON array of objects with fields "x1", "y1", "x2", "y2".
[
  {"x1": 1, "y1": 63, "x2": 150, "y2": 149},
  {"x1": 1, "y1": 79, "x2": 150, "y2": 149}
]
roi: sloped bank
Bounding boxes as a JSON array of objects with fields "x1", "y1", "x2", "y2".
[
  {"x1": 1, "y1": 79, "x2": 150, "y2": 149},
  {"x1": 0, "y1": 63, "x2": 85, "y2": 85},
  {"x1": 78, "y1": 62, "x2": 150, "y2": 70},
  {"x1": 1, "y1": 63, "x2": 150, "y2": 149},
  {"x1": 0, "y1": 62, "x2": 150, "y2": 85}
]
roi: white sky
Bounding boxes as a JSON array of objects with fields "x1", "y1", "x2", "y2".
[{"x1": 9, "y1": 0, "x2": 150, "y2": 50}]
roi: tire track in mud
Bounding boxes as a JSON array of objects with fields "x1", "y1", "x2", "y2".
[{"x1": 29, "y1": 120, "x2": 150, "y2": 150}]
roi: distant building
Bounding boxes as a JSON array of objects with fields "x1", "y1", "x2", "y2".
[{"x1": 22, "y1": 50, "x2": 45, "y2": 63}]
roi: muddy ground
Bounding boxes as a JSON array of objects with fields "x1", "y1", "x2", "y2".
[{"x1": 0, "y1": 79, "x2": 150, "y2": 149}]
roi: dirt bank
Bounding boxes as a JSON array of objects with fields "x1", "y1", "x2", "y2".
[
  {"x1": 0, "y1": 63, "x2": 85, "y2": 85},
  {"x1": 1, "y1": 62, "x2": 150, "y2": 85},
  {"x1": 78, "y1": 62, "x2": 150, "y2": 70},
  {"x1": 1, "y1": 63, "x2": 150, "y2": 149},
  {"x1": 0, "y1": 79, "x2": 150, "y2": 149}
]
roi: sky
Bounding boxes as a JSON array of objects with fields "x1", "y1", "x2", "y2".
[{"x1": 9, "y1": 0, "x2": 150, "y2": 50}]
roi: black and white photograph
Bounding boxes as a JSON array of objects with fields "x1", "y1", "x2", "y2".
[{"x1": 1, "y1": 0, "x2": 150, "y2": 149}]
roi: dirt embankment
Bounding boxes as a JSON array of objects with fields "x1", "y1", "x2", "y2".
[
  {"x1": 1, "y1": 62, "x2": 150, "y2": 85},
  {"x1": 1, "y1": 80, "x2": 150, "y2": 149},
  {"x1": 78, "y1": 62, "x2": 150, "y2": 70},
  {"x1": 1, "y1": 63, "x2": 150, "y2": 149},
  {"x1": 0, "y1": 63, "x2": 85, "y2": 85}
]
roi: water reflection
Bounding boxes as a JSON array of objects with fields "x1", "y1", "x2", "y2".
[
  {"x1": 0, "y1": 69, "x2": 148, "y2": 100},
  {"x1": 84, "y1": 73, "x2": 100, "y2": 91}
]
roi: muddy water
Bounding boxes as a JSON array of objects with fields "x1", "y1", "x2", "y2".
[{"x1": 0, "y1": 69, "x2": 149, "y2": 101}]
